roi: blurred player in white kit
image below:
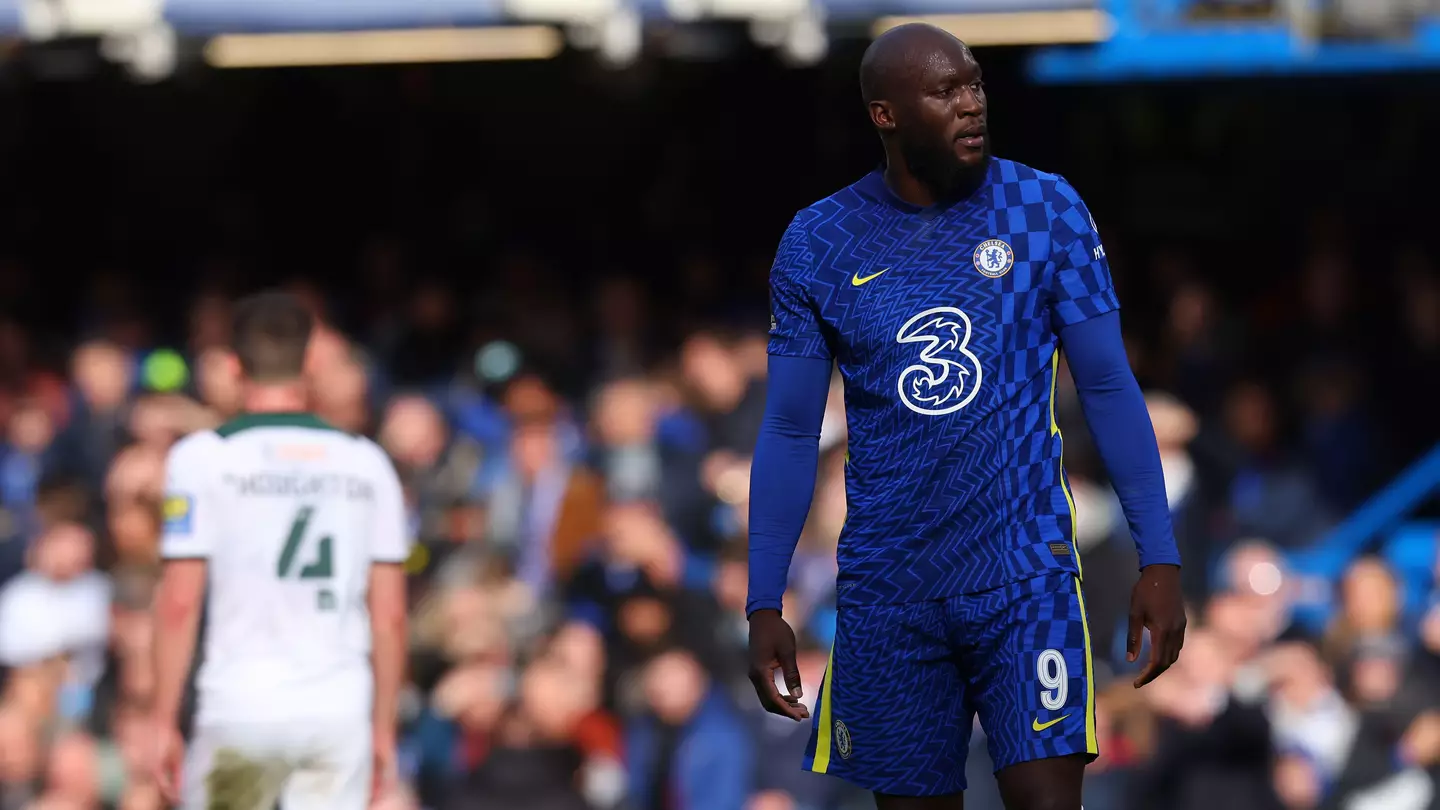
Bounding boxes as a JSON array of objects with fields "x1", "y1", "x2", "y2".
[{"x1": 148, "y1": 291, "x2": 410, "y2": 810}]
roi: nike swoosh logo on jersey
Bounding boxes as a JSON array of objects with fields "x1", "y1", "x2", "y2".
[
  {"x1": 1032, "y1": 714, "x2": 1070, "y2": 732},
  {"x1": 851, "y1": 269, "x2": 888, "y2": 287}
]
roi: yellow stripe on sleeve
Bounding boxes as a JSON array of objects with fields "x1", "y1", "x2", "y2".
[{"x1": 1050, "y1": 350, "x2": 1084, "y2": 581}]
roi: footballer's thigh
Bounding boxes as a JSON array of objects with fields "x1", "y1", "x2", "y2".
[
  {"x1": 807, "y1": 600, "x2": 971, "y2": 798},
  {"x1": 279, "y1": 718, "x2": 373, "y2": 810},
  {"x1": 183, "y1": 725, "x2": 290, "y2": 810},
  {"x1": 967, "y1": 573, "x2": 1097, "y2": 778}
]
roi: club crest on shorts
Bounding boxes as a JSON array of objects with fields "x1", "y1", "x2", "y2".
[
  {"x1": 834, "y1": 720, "x2": 853, "y2": 759},
  {"x1": 973, "y1": 239, "x2": 1014, "y2": 278}
]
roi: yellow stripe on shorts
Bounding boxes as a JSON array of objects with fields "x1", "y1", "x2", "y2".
[
  {"x1": 810, "y1": 646, "x2": 837, "y2": 774},
  {"x1": 1074, "y1": 575, "x2": 1098, "y2": 755}
]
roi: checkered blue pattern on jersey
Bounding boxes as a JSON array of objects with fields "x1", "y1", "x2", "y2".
[{"x1": 767, "y1": 158, "x2": 1118, "y2": 608}]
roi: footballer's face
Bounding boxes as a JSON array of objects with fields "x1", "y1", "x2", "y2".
[{"x1": 893, "y1": 45, "x2": 989, "y2": 193}]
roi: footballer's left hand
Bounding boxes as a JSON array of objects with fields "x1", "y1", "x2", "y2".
[{"x1": 1128, "y1": 563, "x2": 1185, "y2": 688}]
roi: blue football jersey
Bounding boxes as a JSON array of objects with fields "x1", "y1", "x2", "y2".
[{"x1": 768, "y1": 159, "x2": 1118, "y2": 607}]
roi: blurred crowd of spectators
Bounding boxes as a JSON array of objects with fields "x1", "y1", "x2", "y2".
[{"x1": 0, "y1": 219, "x2": 1435, "y2": 810}]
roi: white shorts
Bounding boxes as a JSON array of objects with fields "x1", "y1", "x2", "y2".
[{"x1": 183, "y1": 718, "x2": 371, "y2": 810}]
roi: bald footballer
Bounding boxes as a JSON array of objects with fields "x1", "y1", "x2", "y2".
[{"x1": 745, "y1": 24, "x2": 1185, "y2": 810}]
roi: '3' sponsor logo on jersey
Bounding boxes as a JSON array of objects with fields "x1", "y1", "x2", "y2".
[{"x1": 895, "y1": 306, "x2": 983, "y2": 416}]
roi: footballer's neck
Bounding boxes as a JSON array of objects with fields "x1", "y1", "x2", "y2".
[
  {"x1": 881, "y1": 153, "x2": 988, "y2": 210},
  {"x1": 241, "y1": 380, "x2": 311, "y2": 415}
]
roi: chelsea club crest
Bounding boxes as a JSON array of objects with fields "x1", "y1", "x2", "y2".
[
  {"x1": 834, "y1": 720, "x2": 853, "y2": 759},
  {"x1": 973, "y1": 239, "x2": 1014, "y2": 279}
]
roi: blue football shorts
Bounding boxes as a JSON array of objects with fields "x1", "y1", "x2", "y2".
[{"x1": 803, "y1": 572, "x2": 1098, "y2": 796}]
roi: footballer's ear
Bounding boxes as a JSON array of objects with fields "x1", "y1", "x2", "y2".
[
  {"x1": 220, "y1": 350, "x2": 241, "y2": 381},
  {"x1": 869, "y1": 100, "x2": 897, "y2": 132}
]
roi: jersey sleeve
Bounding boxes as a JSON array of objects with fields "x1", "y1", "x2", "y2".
[
  {"x1": 160, "y1": 433, "x2": 220, "y2": 560},
  {"x1": 768, "y1": 213, "x2": 832, "y2": 360},
  {"x1": 1046, "y1": 176, "x2": 1120, "y2": 327},
  {"x1": 363, "y1": 440, "x2": 412, "y2": 564}
]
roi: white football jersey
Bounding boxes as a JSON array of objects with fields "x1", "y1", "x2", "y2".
[{"x1": 160, "y1": 412, "x2": 410, "y2": 725}]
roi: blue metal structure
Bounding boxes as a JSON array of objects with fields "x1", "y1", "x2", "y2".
[
  {"x1": 157, "y1": 0, "x2": 1099, "y2": 31},
  {"x1": 164, "y1": 0, "x2": 506, "y2": 35},
  {"x1": 0, "y1": 1, "x2": 21, "y2": 36},
  {"x1": 1284, "y1": 443, "x2": 1440, "y2": 633},
  {"x1": 1030, "y1": 0, "x2": 1440, "y2": 82},
  {"x1": 1, "y1": 0, "x2": 1438, "y2": 80},
  {"x1": 156, "y1": 0, "x2": 1440, "y2": 81}
]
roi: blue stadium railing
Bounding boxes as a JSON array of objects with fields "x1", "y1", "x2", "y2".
[
  {"x1": 1029, "y1": 0, "x2": 1440, "y2": 82},
  {"x1": 1286, "y1": 442, "x2": 1440, "y2": 633}
]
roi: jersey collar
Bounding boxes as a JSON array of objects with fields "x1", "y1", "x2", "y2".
[{"x1": 216, "y1": 411, "x2": 342, "y2": 438}]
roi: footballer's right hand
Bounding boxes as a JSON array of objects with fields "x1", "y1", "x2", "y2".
[
  {"x1": 371, "y1": 727, "x2": 398, "y2": 805},
  {"x1": 148, "y1": 722, "x2": 185, "y2": 805},
  {"x1": 747, "y1": 609, "x2": 809, "y2": 722}
]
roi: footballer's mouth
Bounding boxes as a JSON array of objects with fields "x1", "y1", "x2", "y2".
[{"x1": 954, "y1": 123, "x2": 987, "y2": 150}]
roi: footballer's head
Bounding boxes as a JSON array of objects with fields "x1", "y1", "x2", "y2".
[
  {"x1": 861, "y1": 23, "x2": 989, "y2": 197},
  {"x1": 229, "y1": 290, "x2": 313, "y2": 385}
]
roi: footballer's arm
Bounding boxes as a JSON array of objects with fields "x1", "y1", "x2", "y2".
[
  {"x1": 1060, "y1": 311, "x2": 1185, "y2": 685},
  {"x1": 150, "y1": 434, "x2": 218, "y2": 802},
  {"x1": 153, "y1": 559, "x2": 206, "y2": 731},
  {"x1": 368, "y1": 562, "x2": 407, "y2": 778},
  {"x1": 1047, "y1": 177, "x2": 1184, "y2": 686},
  {"x1": 746, "y1": 354, "x2": 830, "y2": 722},
  {"x1": 365, "y1": 439, "x2": 412, "y2": 797},
  {"x1": 746, "y1": 215, "x2": 832, "y2": 721}
]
